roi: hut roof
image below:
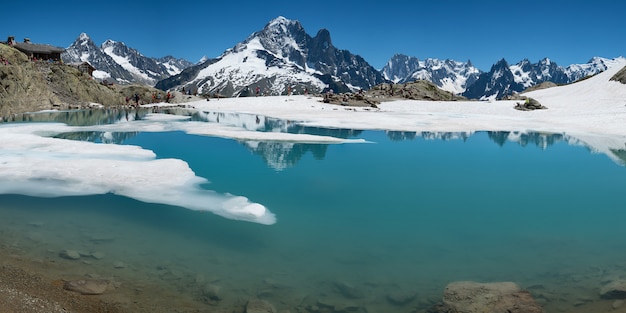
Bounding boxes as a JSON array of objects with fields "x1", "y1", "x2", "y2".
[{"x1": 13, "y1": 42, "x2": 64, "y2": 54}]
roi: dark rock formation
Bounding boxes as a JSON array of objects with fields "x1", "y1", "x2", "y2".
[
  {"x1": 514, "y1": 97, "x2": 547, "y2": 111},
  {"x1": 610, "y1": 66, "x2": 626, "y2": 84},
  {"x1": 428, "y1": 281, "x2": 543, "y2": 313}
]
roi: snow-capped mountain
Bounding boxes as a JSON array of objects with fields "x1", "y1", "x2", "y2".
[
  {"x1": 62, "y1": 33, "x2": 192, "y2": 86},
  {"x1": 462, "y1": 58, "x2": 526, "y2": 100},
  {"x1": 156, "y1": 16, "x2": 386, "y2": 97},
  {"x1": 381, "y1": 54, "x2": 481, "y2": 94},
  {"x1": 462, "y1": 57, "x2": 623, "y2": 100},
  {"x1": 62, "y1": 33, "x2": 133, "y2": 83}
]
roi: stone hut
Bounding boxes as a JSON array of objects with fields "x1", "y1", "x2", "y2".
[
  {"x1": 70, "y1": 61, "x2": 96, "y2": 77},
  {"x1": 7, "y1": 36, "x2": 64, "y2": 61}
]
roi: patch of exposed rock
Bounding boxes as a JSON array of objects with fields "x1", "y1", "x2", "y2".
[
  {"x1": 1, "y1": 43, "x2": 199, "y2": 119},
  {"x1": 246, "y1": 298, "x2": 276, "y2": 313},
  {"x1": 369, "y1": 81, "x2": 464, "y2": 101},
  {"x1": 1, "y1": 43, "x2": 125, "y2": 117},
  {"x1": 522, "y1": 81, "x2": 558, "y2": 92},
  {"x1": 428, "y1": 281, "x2": 543, "y2": 313},
  {"x1": 610, "y1": 65, "x2": 626, "y2": 84},
  {"x1": 600, "y1": 279, "x2": 626, "y2": 299},
  {"x1": 320, "y1": 80, "x2": 464, "y2": 107},
  {"x1": 63, "y1": 279, "x2": 110, "y2": 295},
  {"x1": 514, "y1": 97, "x2": 546, "y2": 111}
]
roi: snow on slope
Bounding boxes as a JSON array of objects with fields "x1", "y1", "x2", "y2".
[
  {"x1": 102, "y1": 41, "x2": 152, "y2": 82},
  {"x1": 194, "y1": 37, "x2": 326, "y2": 96}
]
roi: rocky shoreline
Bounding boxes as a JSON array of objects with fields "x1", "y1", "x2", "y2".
[{"x1": 4, "y1": 238, "x2": 626, "y2": 313}]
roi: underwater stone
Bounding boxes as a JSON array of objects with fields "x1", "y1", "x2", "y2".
[
  {"x1": 333, "y1": 281, "x2": 364, "y2": 299},
  {"x1": 246, "y1": 298, "x2": 276, "y2": 313},
  {"x1": 386, "y1": 290, "x2": 417, "y2": 305},
  {"x1": 438, "y1": 281, "x2": 543, "y2": 313},
  {"x1": 59, "y1": 250, "x2": 81, "y2": 260},
  {"x1": 202, "y1": 284, "x2": 222, "y2": 302},
  {"x1": 113, "y1": 261, "x2": 126, "y2": 269},
  {"x1": 63, "y1": 279, "x2": 109, "y2": 295},
  {"x1": 91, "y1": 251, "x2": 105, "y2": 260},
  {"x1": 600, "y1": 280, "x2": 626, "y2": 299}
]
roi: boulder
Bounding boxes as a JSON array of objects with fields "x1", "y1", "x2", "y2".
[
  {"x1": 246, "y1": 298, "x2": 276, "y2": 313},
  {"x1": 59, "y1": 250, "x2": 81, "y2": 260},
  {"x1": 431, "y1": 281, "x2": 543, "y2": 313},
  {"x1": 514, "y1": 97, "x2": 547, "y2": 111},
  {"x1": 63, "y1": 279, "x2": 109, "y2": 295},
  {"x1": 333, "y1": 281, "x2": 364, "y2": 299},
  {"x1": 386, "y1": 290, "x2": 417, "y2": 306},
  {"x1": 202, "y1": 284, "x2": 222, "y2": 302},
  {"x1": 600, "y1": 280, "x2": 626, "y2": 299}
]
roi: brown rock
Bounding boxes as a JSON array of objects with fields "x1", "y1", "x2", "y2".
[
  {"x1": 438, "y1": 281, "x2": 543, "y2": 313},
  {"x1": 63, "y1": 279, "x2": 109, "y2": 295},
  {"x1": 600, "y1": 280, "x2": 626, "y2": 299},
  {"x1": 246, "y1": 298, "x2": 276, "y2": 313}
]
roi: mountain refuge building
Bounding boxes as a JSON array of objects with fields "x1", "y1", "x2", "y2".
[{"x1": 6, "y1": 36, "x2": 64, "y2": 61}]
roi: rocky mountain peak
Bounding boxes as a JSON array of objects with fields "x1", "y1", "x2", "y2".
[
  {"x1": 62, "y1": 33, "x2": 192, "y2": 86},
  {"x1": 251, "y1": 16, "x2": 307, "y2": 60},
  {"x1": 313, "y1": 29, "x2": 332, "y2": 49},
  {"x1": 156, "y1": 16, "x2": 384, "y2": 97},
  {"x1": 78, "y1": 32, "x2": 90, "y2": 42},
  {"x1": 382, "y1": 54, "x2": 481, "y2": 94}
]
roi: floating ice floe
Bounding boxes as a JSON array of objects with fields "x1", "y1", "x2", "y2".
[{"x1": 0, "y1": 122, "x2": 277, "y2": 225}]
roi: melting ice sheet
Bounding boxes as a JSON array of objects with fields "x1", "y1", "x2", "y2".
[{"x1": 0, "y1": 121, "x2": 282, "y2": 224}]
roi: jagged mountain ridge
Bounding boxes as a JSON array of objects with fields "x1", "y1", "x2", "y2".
[
  {"x1": 381, "y1": 54, "x2": 481, "y2": 95},
  {"x1": 60, "y1": 20, "x2": 620, "y2": 99},
  {"x1": 383, "y1": 53, "x2": 622, "y2": 99},
  {"x1": 155, "y1": 16, "x2": 386, "y2": 97},
  {"x1": 461, "y1": 57, "x2": 622, "y2": 100},
  {"x1": 61, "y1": 33, "x2": 192, "y2": 86}
]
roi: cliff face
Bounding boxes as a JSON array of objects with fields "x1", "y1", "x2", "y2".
[{"x1": 1, "y1": 44, "x2": 125, "y2": 118}]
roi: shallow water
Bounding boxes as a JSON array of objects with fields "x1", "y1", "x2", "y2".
[{"x1": 2, "y1": 109, "x2": 626, "y2": 312}]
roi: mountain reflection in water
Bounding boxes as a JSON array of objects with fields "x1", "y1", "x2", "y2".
[{"x1": 6, "y1": 108, "x2": 625, "y2": 168}]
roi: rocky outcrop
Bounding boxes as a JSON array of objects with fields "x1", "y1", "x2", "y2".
[
  {"x1": 523, "y1": 81, "x2": 558, "y2": 92},
  {"x1": 368, "y1": 81, "x2": 464, "y2": 101},
  {"x1": 1, "y1": 43, "x2": 200, "y2": 119},
  {"x1": 63, "y1": 279, "x2": 110, "y2": 295},
  {"x1": 428, "y1": 281, "x2": 543, "y2": 313},
  {"x1": 1, "y1": 43, "x2": 125, "y2": 118},
  {"x1": 610, "y1": 66, "x2": 626, "y2": 84},
  {"x1": 600, "y1": 280, "x2": 626, "y2": 299},
  {"x1": 320, "y1": 80, "x2": 463, "y2": 107},
  {"x1": 514, "y1": 97, "x2": 547, "y2": 111},
  {"x1": 245, "y1": 298, "x2": 276, "y2": 313}
]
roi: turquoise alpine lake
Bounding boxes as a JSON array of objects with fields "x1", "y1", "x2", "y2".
[{"x1": 1, "y1": 108, "x2": 626, "y2": 312}]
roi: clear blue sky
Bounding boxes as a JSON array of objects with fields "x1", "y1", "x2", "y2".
[{"x1": 2, "y1": 0, "x2": 623, "y2": 71}]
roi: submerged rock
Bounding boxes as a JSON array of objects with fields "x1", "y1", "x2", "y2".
[
  {"x1": 600, "y1": 280, "x2": 626, "y2": 299},
  {"x1": 201, "y1": 283, "x2": 222, "y2": 303},
  {"x1": 429, "y1": 281, "x2": 543, "y2": 313},
  {"x1": 63, "y1": 279, "x2": 109, "y2": 295},
  {"x1": 333, "y1": 281, "x2": 364, "y2": 299},
  {"x1": 59, "y1": 250, "x2": 81, "y2": 260},
  {"x1": 90, "y1": 251, "x2": 105, "y2": 260},
  {"x1": 245, "y1": 298, "x2": 276, "y2": 313},
  {"x1": 386, "y1": 290, "x2": 417, "y2": 305}
]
